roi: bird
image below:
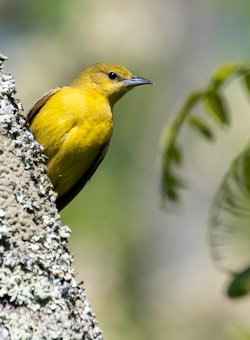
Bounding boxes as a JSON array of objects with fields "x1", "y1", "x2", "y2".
[{"x1": 26, "y1": 62, "x2": 153, "y2": 210}]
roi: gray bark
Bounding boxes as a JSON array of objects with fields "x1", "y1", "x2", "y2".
[{"x1": 0, "y1": 54, "x2": 103, "y2": 340}]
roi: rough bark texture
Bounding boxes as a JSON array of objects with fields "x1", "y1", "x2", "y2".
[{"x1": 0, "y1": 54, "x2": 103, "y2": 339}]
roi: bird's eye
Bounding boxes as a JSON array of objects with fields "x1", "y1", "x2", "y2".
[{"x1": 108, "y1": 72, "x2": 118, "y2": 80}]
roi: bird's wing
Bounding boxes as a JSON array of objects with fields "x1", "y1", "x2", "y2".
[
  {"x1": 27, "y1": 87, "x2": 110, "y2": 211},
  {"x1": 56, "y1": 142, "x2": 110, "y2": 211},
  {"x1": 209, "y1": 144, "x2": 250, "y2": 273},
  {"x1": 26, "y1": 87, "x2": 60, "y2": 124}
]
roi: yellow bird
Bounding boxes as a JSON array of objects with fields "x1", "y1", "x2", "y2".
[{"x1": 27, "y1": 63, "x2": 153, "y2": 210}]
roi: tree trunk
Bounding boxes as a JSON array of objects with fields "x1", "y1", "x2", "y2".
[{"x1": 0, "y1": 53, "x2": 103, "y2": 339}]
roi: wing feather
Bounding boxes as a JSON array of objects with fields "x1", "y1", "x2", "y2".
[
  {"x1": 26, "y1": 87, "x2": 60, "y2": 124},
  {"x1": 56, "y1": 142, "x2": 110, "y2": 211}
]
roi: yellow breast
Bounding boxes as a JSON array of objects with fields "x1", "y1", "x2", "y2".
[{"x1": 30, "y1": 87, "x2": 113, "y2": 197}]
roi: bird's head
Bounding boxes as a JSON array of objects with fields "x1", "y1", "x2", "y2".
[{"x1": 71, "y1": 63, "x2": 153, "y2": 107}]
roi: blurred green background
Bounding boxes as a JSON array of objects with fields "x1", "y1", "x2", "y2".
[{"x1": 1, "y1": 0, "x2": 249, "y2": 339}]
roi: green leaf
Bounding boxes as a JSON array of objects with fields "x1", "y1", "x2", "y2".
[
  {"x1": 227, "y1": 267, "x2": 250, "y2": 298},
  {"x1": 167, "y1": 143, "x2": 182, "y2": 165},
  {"x1": 188, "y1": 116, "x2": 214, "y2": 141},
  {"x1": 209, "y1": 147, "x2": 250, "y2": 275},
  {"x1": 161, "y1": 171, "x2": 185, "y2": 202},
  {"x1": 160, "y1": 63, "x2": 250, "y2": 206},
  {"x1": 243, "y1": 73, "x2": 250, "y2": 96},
  {"x1": 160, "y1": 93, "x2": 204, "y2": 204},
  {"x1": 211, "y1": 64, "x2": 242, "y2": 89},
  {"x1": 204, "y1": 91, "x2": 229, "y2": 126}
]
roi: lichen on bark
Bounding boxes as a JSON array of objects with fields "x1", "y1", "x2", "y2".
[{"x1": 0, "y1": 53, "x2": 103, "y2": 339}]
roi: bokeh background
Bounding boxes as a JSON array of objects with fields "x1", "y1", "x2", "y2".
[{"x1": 1, "y1": 0, "x2": 249, "y2": 339}]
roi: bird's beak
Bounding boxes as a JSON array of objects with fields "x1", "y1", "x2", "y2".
[{"x1": 123, "y1": 76, "x2": 154, "y2": 87}]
